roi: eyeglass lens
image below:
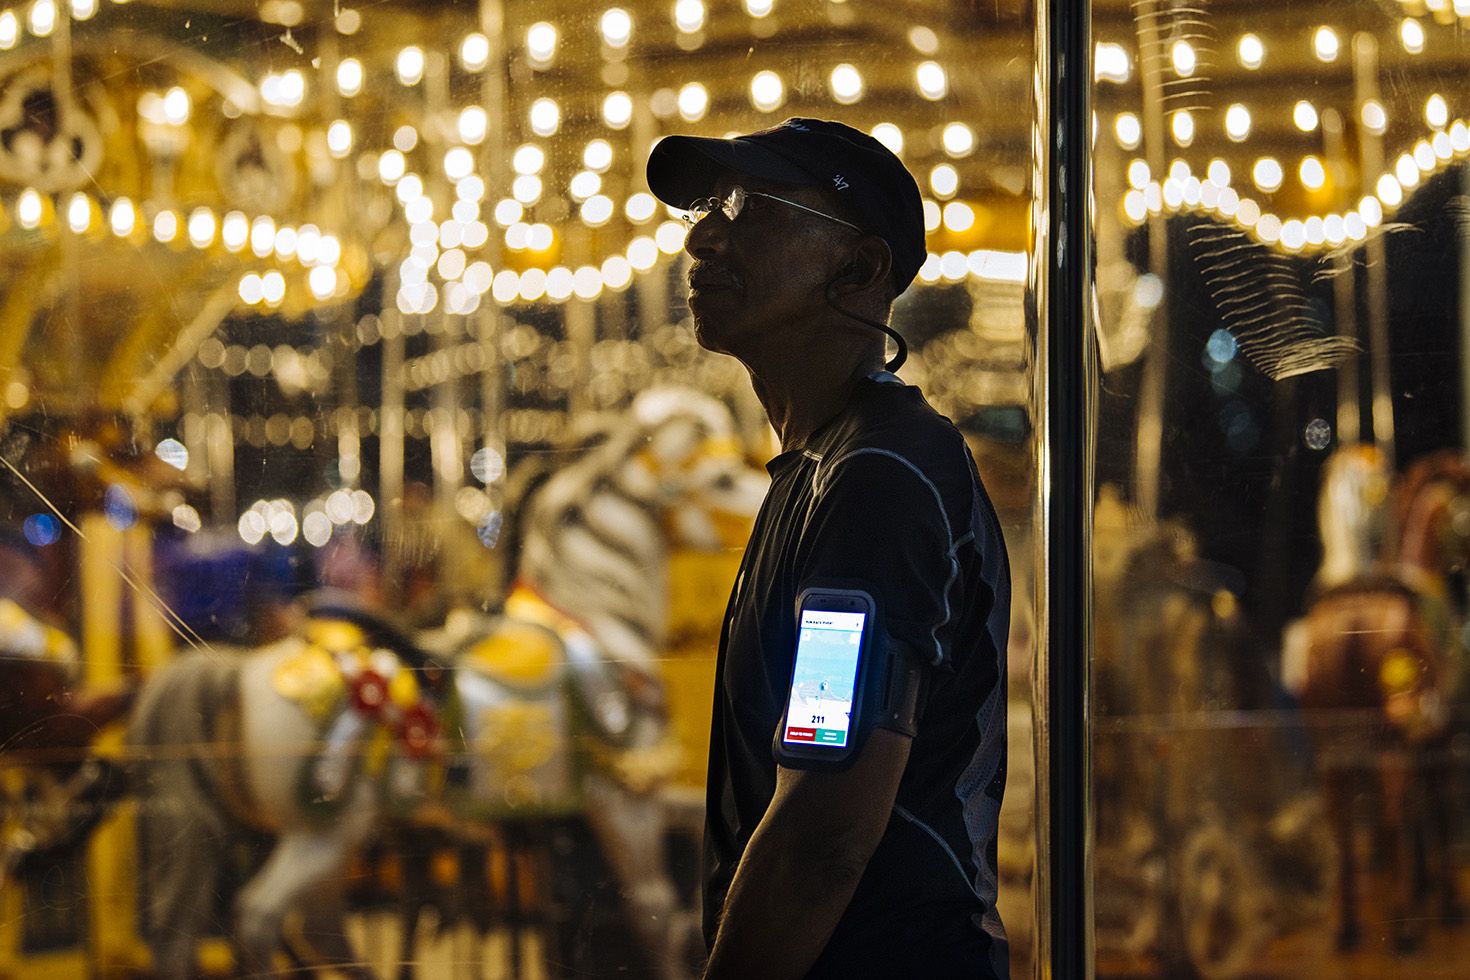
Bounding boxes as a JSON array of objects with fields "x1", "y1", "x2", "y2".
[{"x1": 685, "y1": 186, "x2": 746, "y2": 226}]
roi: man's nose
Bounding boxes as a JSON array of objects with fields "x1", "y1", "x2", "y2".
[{"x1": 684, "y1": 212, "x2": 729, "y2": 261}]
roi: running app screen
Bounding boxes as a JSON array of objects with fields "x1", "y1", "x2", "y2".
[{"x1": 783, "y1": 609, "x2": 864, "y2": 747}]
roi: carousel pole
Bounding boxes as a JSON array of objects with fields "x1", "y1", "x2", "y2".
[
  {"x1": 631, "y1": 94, "x2": 665, "y2": 338},
  {"x1": 182, "y1": 365, "x2": 208, "y2": 487},
  {"x1": 1037, "y1": 0, "x2": 1093, "y2": 975},
  {"x1": 477, "y1": 0, "x2": 511, "y2": 583},
  {"x1": 1131, "y1": 0, "x2": 1171, "y2": 520},
  {"x1": 319, "y1": 31, "x2": 362, "y2": 494},
  {"x1": 1354, "y1": 32, "x2": 1395, "y2": 465},
  {"x1": 1463, "y1": 162, "x2": 1470, "y2": 455},
  {"x1": 206, "y1": 372, "x2": 235, "y2": 523},
  {"x1": 1322, "y1": 109, "x2": 1361, "y2": 445},
  {"x1": 380, "y1": 286, "x2": 406, "y2": 597},
  {"x1": 564, "y1": 230, "x2": 597, "y2": 419},
  {"x1": 424, "y1": 48, "x2": 467, "y2": 601}
]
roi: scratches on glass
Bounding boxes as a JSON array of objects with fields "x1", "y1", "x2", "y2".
[{"x1": 1186, "y1": 219, "x2": 1360, "y2": 380}]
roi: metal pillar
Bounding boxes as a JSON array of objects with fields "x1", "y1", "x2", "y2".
[{"x1": 1037, "y1": 0, "x2": 1093, "y2": 976}]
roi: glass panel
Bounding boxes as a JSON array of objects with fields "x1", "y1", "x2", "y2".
[
  {"x1": 1094, "y1": 0, "x2": 1470, "y2": 974},
  {"x1": 0, "y1": 2, "x2": 1039, "y2": 976}
]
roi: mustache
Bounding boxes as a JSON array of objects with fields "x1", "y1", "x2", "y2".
[{"x1": 687, "y1": 260, "x2": 741, "y2": 289}]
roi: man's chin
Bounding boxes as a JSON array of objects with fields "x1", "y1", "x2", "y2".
[
  {"x1": 691, "y1": 314, "x2": 729, "y2": 355},
  {"x1": 688, "y1": 297, "x2": 735, "y2": 353}
]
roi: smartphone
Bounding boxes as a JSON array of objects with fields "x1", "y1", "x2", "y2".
[{"x1": 774, "y1": 587, "x2": 877, "y2": 768}]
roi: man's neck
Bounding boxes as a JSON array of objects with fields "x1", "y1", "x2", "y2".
[{"x1": 749, "y1": 355, "x2": 883, "y2": 455}]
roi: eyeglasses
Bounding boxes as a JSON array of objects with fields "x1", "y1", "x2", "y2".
[{"x1": 682, "y1": 185, "x2": 862, "y2": 232}]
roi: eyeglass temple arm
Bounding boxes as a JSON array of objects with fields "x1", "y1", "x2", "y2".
[{"x1": 751, "y1": 192, "x2": 863, "y2": 231}]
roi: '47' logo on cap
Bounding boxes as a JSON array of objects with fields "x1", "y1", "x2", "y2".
[{"x1": 832, "y1": 174, "x2": 850, "y2": 191}]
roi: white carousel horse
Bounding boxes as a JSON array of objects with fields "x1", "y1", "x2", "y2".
[
  {"x1": 1314, "y1": 444, "x2": 1392, "y2": 591},
  {"x1": 126, "y1": 387, "x2": 766, "y2": 979},
  {"x1": 418, "y1": 386, "x2": 766, "y2": 979}
]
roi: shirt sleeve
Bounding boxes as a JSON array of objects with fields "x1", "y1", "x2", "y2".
[{"x1": 795, "y1": 449, "x2": 963, "y2": 670}]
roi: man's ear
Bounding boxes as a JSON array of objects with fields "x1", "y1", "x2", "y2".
[{"x1": 827, "y1": 236, "x2": 893, "y2": 299}]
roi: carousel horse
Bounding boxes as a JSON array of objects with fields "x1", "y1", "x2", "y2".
[
  {"x1": 1297, "y1": 447, "x2": 1470, "y2": 951},
  {"x1": 406, "y1": 386, "x2": 766, "y2": 979},
  {"x1": 125, "y1": 387, "x2": 766, "y2": 979}
]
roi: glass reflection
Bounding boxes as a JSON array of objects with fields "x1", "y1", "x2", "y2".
[
  {"x1": 0, "y1": 2, "x2": 1038, "y2": 977},
  {"x1": 1095, "y1": 0, "x2": 1470, "y2": 974}
]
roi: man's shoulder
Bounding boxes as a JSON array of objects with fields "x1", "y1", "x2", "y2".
[{"x1": 814, "y1": 381, "x2": 976, "y2": 495}]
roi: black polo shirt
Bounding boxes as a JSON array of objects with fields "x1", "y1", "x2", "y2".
[{"x1": 704, "y1": 375, "x2": 1010, "y2": 978}]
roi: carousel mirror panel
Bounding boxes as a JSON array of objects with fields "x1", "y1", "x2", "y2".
[
  {"x1": 1092, "y1": 0, "x2": 1470, "y2": 975},
  {"x1": 0, "y1": 1, "x2": 1040, "y2": 976}
]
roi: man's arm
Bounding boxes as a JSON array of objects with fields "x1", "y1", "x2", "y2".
[{"x1": 702, "y1": 728, "x2": 911, "y2": 980}]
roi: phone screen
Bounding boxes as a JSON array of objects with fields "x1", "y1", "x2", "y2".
[{"x1": 782, "y1": 608, "x2": 865, "y2": 747}]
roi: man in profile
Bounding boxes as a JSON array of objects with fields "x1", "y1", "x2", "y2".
[{"x1": 647, "y1": 118, "x2": 1011, "y2": 978}]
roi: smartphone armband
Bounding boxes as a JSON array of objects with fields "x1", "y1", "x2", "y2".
[{"x1": 772, "y1": 585, "x2": 927, "y2": 772}]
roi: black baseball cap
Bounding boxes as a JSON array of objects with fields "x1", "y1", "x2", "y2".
[{"x1": 646, "y1": 117, "x2": 927, "y2": 295}]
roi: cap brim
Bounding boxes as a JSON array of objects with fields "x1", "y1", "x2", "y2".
[{"x1": 646, "y1": 135, "x2": 817, "y2": 209}]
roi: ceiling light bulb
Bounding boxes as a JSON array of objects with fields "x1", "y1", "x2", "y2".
[
  {"x1": 1224, "y1": 104, "x2": 1251, "y2": 141},
  {"x1": 916, "y1": 62, "x2": 947, "y2": 100},
  {"x1": 830, "y1": 64, "x2": 863, "y2": 104},
  {"x1": 583, "y1": 139, "x2": 614, "y2": 172},
  {"x1": 1094, "y1": 42, "x2": 1130, "y2": 83},
  {"x1": 512, "y1": 144, "x2": 545, "y2": 175},
  {"x1": 942, "y1": 122, "x2": 975, "y2": 156},
  {"x1": 1426, "y1": 94, "x2": 1448, "y2": 129},
  {"x1": 674, "y1": 0, "x2": 705, "y2": 33},
  {"x1": 1170, "y1": 40, "x2": 1197, "y2": 77},
  {"x1": 1361, "y1": 100, "x2": 1387, "y2": 135},
  {"x1": 1293, "y1": 101, "x2": 1319, "y2": 132},
  {"x1": 1298, "y1": 155, "x2": 1326, "y2": 190},
  {"x1": 929, "y1": 163, "x2": 958, "y2": 199},
  {"x1": 526, "y1": 22, "x2": 557, "y2": 66},
  {"x1": 1252, "y1": 157, "x2": 1283, "y2": 193},
  {"x1": 460, "y1": 33, "x2": 491, "y2": 71},
  {"x1": 601, "y1": 8, "x2": 633, "y2": 47},
  {"x1": 871, "y1": 123, "x2": 903, "y2": 155},
  {"x1": 1171, "y1": 110, "x2": 1195, "y2": 145},
  {"x1": 1400, "y1": 19, "x2": 1425, "y2": 54},
  {"x1": 1114, "y1": 113, "x2": 1141, "y2": 150},
  {"x1": 396, "y1": 46, "x2": 425, "y2": 86},
  {"x1": 602, "y1": 91, "x2": 633, "y2": 129},
  {"x1": 750, "y1": 70, "x2": 784, "y2": 112},
  {"x1": 529, "y1": 98, "x2": 560, "y2": 136},
  {"x1": 1237, "y1": 33, "x2": 1264, "y2": 69},
  {"x1": 1313, "y1": 26, "x2": 1339, "y2": 62},
  {"x1": 677, "y1": 82, "x2": 709, "y2": 121},
  {"x1": 458, "y1": 106, "x2": 488, "y2": 145},
  {"x1": 336, "y1": 58, "x2": 363, "y2": 96}
]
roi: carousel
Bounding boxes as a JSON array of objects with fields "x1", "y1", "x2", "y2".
[
  {"x1": 1, "y1": 0, "x2": 1469, "y2": 977},
  {"x1": 0, "y1": 1, "x2": 1029, "y2": 977}
]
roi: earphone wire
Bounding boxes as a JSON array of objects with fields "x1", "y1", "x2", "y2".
[{"x1": 825, "y1": 292, "x2": 908, "y2": 373}]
